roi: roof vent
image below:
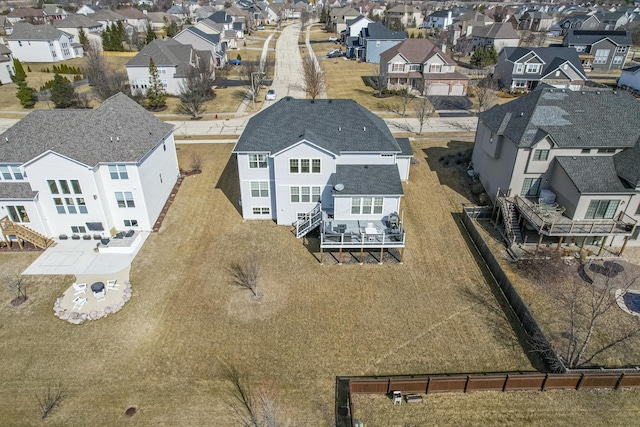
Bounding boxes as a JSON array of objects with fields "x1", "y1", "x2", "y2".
[
  {"x1": 328, "y1": 99, "x2": 332, "y2": 103},
  {"x1": 596, "y1": 91, "x2": 601, "y2": 94},
  {"x1": 338, "y1": 127, "x2": 341, "y2": 131},
  {"x1": 613, "y1": 90, "x2": 617, "y2": 94},
  {"x1": 582, "y1": 91, "x2": 585, "y2": 94},
  {"x1": 110, "y1": 136, "x2": 113, "y2": 142},
  {"x1": 364, "y1": 165, "x2": 368, "y2": 168},
  {"x1": 520, "y1": 112, "x2": 524, "y2": 117},
  {"x1": 117, "y1": 137, "x2": 120, "y2": 143},
  {"x1": 363, "y1": 126, "x2": 366, "y2": 132},
  {"x1": 4, "y1": 137, "x2": 7, "y2": 143},
  {"x1": 334, "y1": 183, "x2": 344, "y2": 192},
  {"x1": 572, "y1": 156, "x2": 577, "y2": 160}
]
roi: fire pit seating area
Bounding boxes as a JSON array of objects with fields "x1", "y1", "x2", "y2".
[{"x1": 54, "y1": 279, "x2": 132, "y2": 324}]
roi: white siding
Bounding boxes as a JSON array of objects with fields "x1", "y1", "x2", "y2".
[
  {"x1": 333, "y1": 195, "x2": 401, "y2": 221},
  {"x1": 126, "y1": 65, "x2": 182, "y2": 96}
]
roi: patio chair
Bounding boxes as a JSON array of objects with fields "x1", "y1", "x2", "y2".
[
  {"x1": 72, "y1": 296, "x2": 87, "y2": 310},
  {"x1": 106, "y1": 280, "x2": 118, "y2": 290},
  {"x1": 73, "y1": 283, "x2": 87, "y2": 295},
  {"x1": 94, "y1": 290, "x2": 106, "y2": 303}
]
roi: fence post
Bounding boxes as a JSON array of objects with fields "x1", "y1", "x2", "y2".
[
  {"x1": 615, "y1": 373, "x2": 625, "y2": 390},
  {"x1": 575, "y1": 373, "x2": 585, "y2": 390}
]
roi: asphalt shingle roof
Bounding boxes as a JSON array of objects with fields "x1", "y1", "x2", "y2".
[
  {"x1": 477, "y1": 88, "x2": 640, "y2": 149},
  {"x1": 234, "y1": 98, "x2": 402, "y2": 155},
  {"x1": 471, "y1": 22, "x2": 519, "y2": 39},
  {"x1": 501, "y1": 46, "x2": 586, "y2": 79},
  {"x1": 53, "y1": 14, "x2": 102, "y2": 29},
  {"x1": 8, "y1": 22, "x2": 68, "y2": 41},
  {"x1": 332, "y1": 165, "x2": 404, "y2": 196},
  {"x1": 0, "y1": 183, "x2": 37, "y2": 200},
  {"x1": 395, "y1": 138, "x2": 413, "y2": 157},
  {"x1": 127, "y1": 39, "x2": 197, "y2": 77},
  {"x1": 555, "y1": 156, "x2": 630, "y2": 194},
  {"x1": 0, "y1": 93, "x2": 174, "y2": 166},
  {"x1": 614, "y1": 145, "x2": 640, "y2": 187},
  {"x1": 564, "y1": 30, "x2": 632, "y2": 46},
  {"x1": 380, "y1": 38, "x2": 455, "y2": 64},
  {"x1": 362, "y1": 22, "x2": 406, "y2": 40}
]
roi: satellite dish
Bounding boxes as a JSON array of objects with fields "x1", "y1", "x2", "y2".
[{"x1": 334, "y1": 183, "x2": 345, "y2": 192}]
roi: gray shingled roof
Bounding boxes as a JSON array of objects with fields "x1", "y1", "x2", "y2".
[
  {"x1": 614, "y1": 145, "x2": 640, "y2": 187},
  {"x1": 332, "y1": 165, "x2": 404, "y2": 196},
  {"x1": 362, "y1": 22, "x2": 406, "y2": 40},
  {"x1": 0, "y1": 183, "x2": 37, "y2": 200},
  {"x1": 233, "y1": 98, "x2": 401, "y2": 155},
  {"x1": 0, "y1": 93, "x2": 173, "y2": 166},
  {"x1": 564, "y1": 30, "x2": 632, "y2": 46},
  {"x1": 471, "y1": 22, "x2": 519, "y2": 39},
  {"x1": 501, "y1": 46, "x2": 586, "y2": 79},
  {"x1": 555, "y1": 156, "x2": 630, "y2": 194},
  {"x1": 477, "y1": 88, "x2": 640, "y2": 149},
  {"x1": 126, "y1": 39, "x2": 197, "y2": 77},
  {"x1": 8, "y1": 22, "x2": 69, "y2": 41},
  {"x1": 53, "y1": 14, "x2": 102, "y2": 29},
  {"x1": 395, "y1": 138, "x2": 413, "y2": 157}
]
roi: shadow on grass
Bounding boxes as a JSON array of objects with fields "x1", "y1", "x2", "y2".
[
  {"x1": 215, "y1": 153, "x2": 242, "y2": 217},
  {"x1": 451, "y1": 211, "x2": 548, "y2": 372},
  {"x1": 422, "y1": 140, "x2": 476, "y2": 200}
]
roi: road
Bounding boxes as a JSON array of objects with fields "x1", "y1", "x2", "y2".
[{"x1": 267, "y1": 22, "x2": 306, "y2": 102}]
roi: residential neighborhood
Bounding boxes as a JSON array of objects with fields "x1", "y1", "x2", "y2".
[{"x1": 1, "y1": 0, "x2": 640, "y2": 425}]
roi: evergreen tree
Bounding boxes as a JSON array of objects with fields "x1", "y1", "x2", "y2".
[
  {"x1": 146, "y1": 58, "x2": 167, "y2": 109},
  {"x1": 16, "y1": 81, "x2": 36, "y2": 108},
  {"x1": 50, "y1": 74, "x2": 76, "y2": 108},
  {"x1": 146, "y1": 26, "x2": 157, "y2": 44},
  {"x1": 78, "y1": 27, "x2": 89, "y2": 50},
  {"x1": 11, "y1": 58, "x2": 27, "y2": 83},
  {"x1": 116, "y1": 21, "x2": 126, "y2": 50},
  {"x1": 101, "y1": 24, "x2": 112, "y2": 51}
]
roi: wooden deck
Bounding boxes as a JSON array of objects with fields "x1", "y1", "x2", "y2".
[{"x1": 320, "y1": 220, "x2": 406, "y2": 249}]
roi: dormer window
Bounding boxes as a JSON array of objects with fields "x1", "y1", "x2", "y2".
[
  {"x1": 525, "y1": 63, "x2": 541, "y2": 74},
  {"x1": 392, "y1": 63, "x2": 404, "y2": 72},
  {"x1": 514, "y1": 63, "x2": 524, "y2": 74}
]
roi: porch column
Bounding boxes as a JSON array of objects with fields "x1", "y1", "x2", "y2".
[
  {"x1": 597, "y1": 236, "x2": 608, "y2": 256},
  {"x1": 320, "y1": 244, "x2": 323, "y2": 265},
  {"x1": 379, "y1": 247, "x2": 384, "y2": 265}
]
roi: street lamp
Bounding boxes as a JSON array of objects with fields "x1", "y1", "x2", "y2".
[{"x1": 250, "y1": 71, "x2": 265, "y2": 110}]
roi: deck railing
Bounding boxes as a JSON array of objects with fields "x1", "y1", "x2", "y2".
[{"x1": 320, "y1": 229, "x2": 406, "y2": 248}]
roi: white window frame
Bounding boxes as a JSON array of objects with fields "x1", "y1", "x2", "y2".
[
  {"x1": 408, "y1": 64, "x2": 420, "y2": 71},
  {"x1": 109, "y1": 164, "x2": 129, "y2": 179},
  {"x1": 249, "y1": 154, "x2": 267, "y2": 168},
  {"x1": 613, "y1": 56, "x2": 623, "y2": 65},
  {"x1": 514, "y1": 63, "x2": 524, "y2": 74},
  {"x1": 6, "y1": 205, "x2": 29, "y2": 223},
  {"x1": 115, "y1": 191, "x2": 135, "y2": 208},
  {"x1": 392, "y1": 63, "x2": 404, "y2": 72},
  {"x1": 124, "y1": 219, "x2": 139, "y2": 227},
  {"x1": 594, "y1": 49, "x2": 610, "y2": 65},
  {"x1": 250, "y1": 181, "x2": 269, "y2": 197},
  {"x1": 513, "y1": 80, "x2": 527, "y2": 88},
  {"x1": 351, "y1": 197, "x2": 383, "y2": 215},
  {"x1": 533, "y1": 149, "x2": 549, "y2": 161},
  {"x1": 429, "y1": 64, "x2": 441, "y2": 73},
  {"x1": 525, "y1": 63, "x2": 541, "y2": 74},
  {"x1": 290, "y1": 186, "x2": 321, "y2": 203},
  {"x1": 252, "y1": 207, "x2": 270, "y2": 215},
  {"x1": 289, "y1": 158, "x2": 321, "y2": 174}
]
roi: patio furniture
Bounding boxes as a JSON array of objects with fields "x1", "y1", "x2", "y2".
[
  {"x1": 125, "y1": 229, "x2": 135, "y2": 238},
  {"x1": 364, "y1": 223, "x2": 378, "y2": 235},
  {"x1": 94, "y1": 290, "x2": 106, "y2": 303},
  {"x1": 91, "y1": 282, "x2": 105, "y2": 293},
  {"x1": 72, "y1": 296, "x2": 87, "y2": 310},
  {"x1": 393, "y1": 391, "x2": 402, "y2": 405},
  {"x1": 335, "y1": 224, "x2": 347, "y2": 234},
  {"x1": 73, "y1": 283, "x2": 87, "y2": 295},
  {"x1": 106, "y1": 280, "x2": 118, "y2": 290}
]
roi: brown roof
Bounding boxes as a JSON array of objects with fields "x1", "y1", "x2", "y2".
[
  {"x1": 380, "y1": 38, "x2": 455, "y2": 65},
  {"x1": 116, "y1": 8, "x2": 146, "y2": 20},
  {"x1": 7, "y1": 8, "x2": 43, "y2": 18}
]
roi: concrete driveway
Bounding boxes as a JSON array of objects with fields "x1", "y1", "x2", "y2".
[{"x1": 264, "y1": 22, "x2": 306, "y2": 103}]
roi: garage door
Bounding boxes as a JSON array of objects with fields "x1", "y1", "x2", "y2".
[
  {"x1": 450, "y1": 84, "x2": 465, "y2": 96},
  {"x1": 427, "y1": 83, "x2": 449, "y2": 96}
]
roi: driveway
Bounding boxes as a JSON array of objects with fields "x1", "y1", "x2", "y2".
[{"x1": 264, "y1": 22, "x2": 306, "y2": 104}]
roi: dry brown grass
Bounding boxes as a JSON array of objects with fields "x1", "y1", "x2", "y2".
[
  {"x1": 0, "y1": 138, "x2": 536, "y2": 425},
  {"x1": 352, "y1": 389, "x2": 640, "y2": 426}
]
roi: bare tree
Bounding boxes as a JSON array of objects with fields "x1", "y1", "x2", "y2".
[
  {"x1": 36, "y1": 383, "x2": 65, "y2": 420},
  {"x1": 300, "y1": 9, "x2": 309, "y2": 28},
  {"x1": 474, "y1": 76, "x2": 499, "y2": 112},
  {"x1": 370, "y1": 65, "x2": 388, "y2": 97},
  {"x1": 301, "y1": 57, "x2": 325, "y2": 100},
  {"x1": 387, "y1": 89, "x2": 414, "y2": 116},
  {"x1": 84, "y1": 44, "x2": 129, "y2": 101},
  {"x1": 6, "y1": 272, "x2": 27, "y2": 306},
  {"x1": 230, "y1": 258, "x2": 260, "y2": 298},
  {"x1": 413, "y1": 95, "x2": 435, "y2": 135},
  {"x1": 176, "y1": 61, "x2": 215, "y2": 118},
  {"x1": 242, "y1": 61, "x2": 268, "y2": 105},
  {"x1": 190, "y1": 153, "x2": 202, "y2": 172}
]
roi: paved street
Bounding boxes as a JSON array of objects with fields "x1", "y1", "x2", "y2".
[{"x1": 267, "y1": 22, "x2": 306, "y2": 101}]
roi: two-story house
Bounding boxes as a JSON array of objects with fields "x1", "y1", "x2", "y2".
[
  {"x1": 358, "y1": 22, "x2": 406, "y2": 63},
  {"x1": 53, "y1": 14, "x2": 103, "y2": 50},
  {"x1": 385, "y1": 4, "x2": 423, "y2": 28},
  {"x1": 470, "y1": 22, "x2": 520, "y2": 53},
  {"x1": 6, "y1": 8, "x2": 46, "y2": 25},
  {"x1": 233, "y1": 98, "x2": 412, "y2": 260},
  {"x1": 380, "y1": 38, "x2": 469, "y2": 96},
  {"x1": 557, "y1": 14, "x2": 601, "y2": 35},
  {"x1": 7, "y1": 23, "x2": 83, "y2": 63},
  {"x1": 0, "y1": 93, "x2": 179, "y2": 245},
  {"x1": 562, "y1": 30, "x2": 632, "y2": 71},
  {"x1": 423, "y1": 10, "x2": 453, "y2": 30},
  {"x1": 173, "y1": 23, "x2": 229, "y2": 67},
  {"x1": 471, "y1": 88, "x2": 640, "y2": 250},
  {"x1": 126, "y1": 39, "x2": 215, "y2": 96},
  {"x1": 494, "y1": 47, "x2": 587, "y2": 92},
  {"x1": 342, "y1": 15, "x2": 372, "y2": 42},
  {"x1": 619, "y1": 65, "x2": 640, "y2": 92},
  {"x1": 329, "y1": 7, "x2": 360, "y2": 34},
  {"x1": 508, "y1": 10, "x2": 553, "y2": 32}
]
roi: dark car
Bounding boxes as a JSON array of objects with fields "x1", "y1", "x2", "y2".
[
  {"x1": 327, "y1": 49, "x2": 344, "y2": 58},
  {"x1": 227, "y1": 59, "x2": 241, "y2": 66}
]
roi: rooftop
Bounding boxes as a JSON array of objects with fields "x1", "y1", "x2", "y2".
[
  {"x1": 8, "y1": 22, "x2": 69, "y2": 41},
  {"x1": 555, "y1": 156, "x2": 630, "y2": 194},
  {"x1": 332, "y1": 165, "x2": 404, "y2": 196}
]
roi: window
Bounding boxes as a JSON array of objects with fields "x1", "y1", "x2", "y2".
[
  {"x1": 616, "y1": 46, "x2": 626, "y2": 53},
  {"x1": 514, "y1": 63, "x2": 524, "y2": 74},
  {"x1": 115, "y1": 192, "x2": 135, "y2": 208},
  {"x1": 290, "y1": 186, "x2": 321, "y2": 203},
  {"x1": 0, "y1": 165, "x2": 23, "y2": 180},
  {"x1": 613, "y1": 56, "x2": 623, "y2": 65},
  {"x1": 598, "y1": 148, "x2": 616, "y2": 154},
  {"x1": 289, "y1": 159, "x2": 320, "y2": 173},
  {"x1": 581, "y1": 149, "x2": 591, "y2": 154},
  {"x1": 429, "y1": 64, "x2": 441, "y2": 73},
  {"x1": 513, "y1": 80, "x2": 527, "y2": 88},
  {"x1": 408, "y1": 64, "x2": 420, "y2": 71},
  {"x1": 0, "y1": 166, "x2": 11, "y2": 180},
  {"x1": 525, "y1": 63, "x2": 541, "y2": 74},
  {"x1": 76, "y1": 198, "x2": 87, "y2": 214},
  {"x1": 249, "y1": 154, "x2": 267, "y2": 168},
  {"x1": 585, "y1": 200, "x2": 619, "y2": 219},
  {"x1": 351, "y1": 197, "x2": 384, "y2": 215},
  {"x1": 533, "y1": 149, "x2": 549, "y2": 161},
  {"x1": 71, "y1": 225, "x2": 86, "y2": 234},
  {"x1": 65, "y1": 198, "x2": 77, "y2": 214},
  {"x1": 250, "y1": 181, "x2": 269, "y2": 197},
  {"x1": 7, "y1": 206, "x2": 29, "y2": 223},
  {"x1": 53, "y1": 198, "x2": 65, "y2": 214},
  {"x1": 521, "y1": 178, "x2": 541, "y2": 197},
  {"x1": 252, "y1": 207, "x2": 270, "y2": 215},
  {"x1": 59, "y1": 180, "x2": 70, "y2": 194},
  {"x1": 124, "y1": 219, "x2": 139, "y2": 227},
  {"x1": 109, "y1": 164, "x2": 128, "y2": 179},
  {"x1": 71, "y1": 180, "x2": 82, "y2": 194},
  {"x1": 594, "y1": 49, "x2": 610, "y2": 65},
  {"x1": 48, "y1": 180, "x2": 59, "y2": 194},
  {"x1": 392, "y1": 63, "x2": 404, "y2": 72}
]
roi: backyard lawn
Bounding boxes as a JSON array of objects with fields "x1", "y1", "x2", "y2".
[{"x1": 0, "y1": 136, "x2": 541, "y2": 425}]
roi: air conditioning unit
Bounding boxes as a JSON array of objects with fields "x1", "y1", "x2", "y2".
[{"x1": 539, "y1": 189, "x2": 556, "y2": 204}]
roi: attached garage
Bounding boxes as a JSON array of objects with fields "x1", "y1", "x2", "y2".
[
  {"x1": 450, "y1": 84, "x2": 465, "y2": 96},
  {"x1": 426, "y1": 83, "x2": 450, "y2": 96}
]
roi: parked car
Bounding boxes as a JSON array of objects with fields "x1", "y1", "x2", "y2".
[
  {"x1": 327, "y1": 49, "x2": 344, "y2": 58},
  {"x1": 265, "y1": 89, "x2": 276, "y2": 101},
  {"x1": 227, "y1": 59, "x2": 241, "y2": 66},
  {"x1": 257, "y1": 25, "x2": 265, "y2": 30},
  {"x1": 328, "y1": 36, "x2": 339, "y2": 42}
]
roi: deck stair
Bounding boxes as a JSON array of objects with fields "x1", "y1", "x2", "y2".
[
  {"x1": 0, "y1": 216, "x2": 53, "y2": 249},
  {"x1": 294, "y1": 205, "x2": 323, "y2": 238},
  {"x1": 498, "y1": 198, "x2": 523, "y2": 247}
]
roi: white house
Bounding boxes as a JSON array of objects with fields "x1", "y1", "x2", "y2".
[
  {"x1": 619, "y1": 65, "x2": 640, "y2": 92},
  {"x1": 471, "y1": 88, "x2": 640, "y2": 251},
  {"x1": 7, "y1": 23, "x2": 83, "y2": 63},
  {"x1": 126, "y1": 39, "x2": 214, "y2": 96},
  {"x1": 0, "y1": 93, "x2": 179, "y2": 244},
  {"x1": 53, "y1": 14, "x2": 103, "y2": 50},
  {"x1": 423, "y1": 10, "x2": 453, "y2": 30},
  {"x1": 173, "y1": 22, "x2": 229, "y2": 67},
  {"x1": 233, "y1": 98, "x2": 412, "y2": 259},
  {"x1": 0, "y1": 44, "x2": 15, "y2": 84}
]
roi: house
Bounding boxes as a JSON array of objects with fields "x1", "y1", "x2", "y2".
[
  {"x1": 53, "y1": 14, "x2": 103, "y2": 50},
  {"x1": 0, "y1": 44, "x2": 15, "y2": 84},
  {"x1": 359, "y1": 22, "x2": 406, "y2": 63},
  {"x1": 7, "y1": 23, "x2": 83, "y2": 63},
  {"x1": 423, "y1": 10, "x2": 453, "y2": 30},
  {"x1": 508, "y1": 10, "x2": 553, "y2": 32},
  {"x1": 173, "y1": 23, "x2": 228, "y2": 67},
  {"x1": 0, "y1": 15, "x2": 13, "y2": 36},
  {"x1": 42, "y1": 5, "x2": 69, "y2": 22},
  {"x1": 619, "y1": 65, "x2": 640, "y2": 92},
  {"x1": 494, "y1": 47, "x2": 587, "y2": 92},
  {"x1": 77, "y1": 4, "x2": 99, "y2": 16},
  {"x1": 384, "y1": 4, "x2": 423, "y2": 29},
  {"x1": 0, "y1": 93, "x2": 179, "y2": 244},
  {"x1": 126, "y1": 39, "x2": 214, "y2": 96},
  {"x1": 470, "y1": 22, "x2": 520, "y2": 53},
  {"x1": 342, "y1": 15, "x2": 371, "y2": 40},
  {"x1": 470, "y1": 88, "x2": 640, "y2": 250},
  {"x1": 232, "y1": 98, "x2": 411, "y2": 260},
  {"x1": 562, "y1": 30, "x2": 632, "y2": 71},
  {"x1": 167, "y1": 5, "x2": 190, "y2": 21},
  {"x1": 556, "y1": 14, "x2": 601, "y2": 35},
  {"x1": 147, "y1": 12, "x2": 183, "y2": 32},
  {"x1": 594, "y1": 11, "x2": 629, "y2": 31},
  {"x1": 6, "y1": 8, "x2": 46, "y2": 25},
  {"x1": 329, "y1": 7, "x2": 360, "y2": 34},
  {"x1": 117, "y1": 8, "x2": 149, "y2": 34},
  {"x1": 90, "y1": 10, "x2": 127, "y2": 31},
  {"x1": 380, "y1": 38, "x2": 469, "y2": 96}
]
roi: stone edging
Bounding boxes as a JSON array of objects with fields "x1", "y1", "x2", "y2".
[{"x1": 53, "y1": 281, "x2": 133, "y2": 325}]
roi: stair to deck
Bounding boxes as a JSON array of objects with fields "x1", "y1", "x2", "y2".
[
  {"x1": 498, "y1": 198, "x2": 523, "y2": 247},
  {"x1": 294, "y1": 205, "x2": 323, "y2": 238},
  {"x1": 0, "y1": 216, "x2": 53, "y2": 249}
]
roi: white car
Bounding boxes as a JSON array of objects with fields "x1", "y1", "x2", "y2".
[
  {"x1": 328, "y1": 36, "x2": 339, "y2": 42},
  {"x1": 265, "y1": 89, "x2": 276, "y2": 101}
]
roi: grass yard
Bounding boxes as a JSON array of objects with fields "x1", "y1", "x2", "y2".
[{"x1": 0, "y1": 137, "x2": 535, "y2": 425}]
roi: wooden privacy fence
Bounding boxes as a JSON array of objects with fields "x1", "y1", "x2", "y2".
[{"x1": 349, "y1": 372, "x2": 640, "y2": 395}]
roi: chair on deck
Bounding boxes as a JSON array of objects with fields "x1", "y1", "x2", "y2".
[
  {"x1": 106, "y1": 280, "x2": 118, "y2": 290},
  {"x1": 72, "y1": 296, "x2": 87, "y2": 310},
  {"x1": 94, "y1": 290, "x2": 106, "y2": 303},
  {"x1": 73, "y1": 283, "x2": 87, "y2": 295}
]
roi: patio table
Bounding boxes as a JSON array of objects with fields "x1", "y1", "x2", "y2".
[{"x1": 91, "y1": 282, "x2": 105, "y2": 293}]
